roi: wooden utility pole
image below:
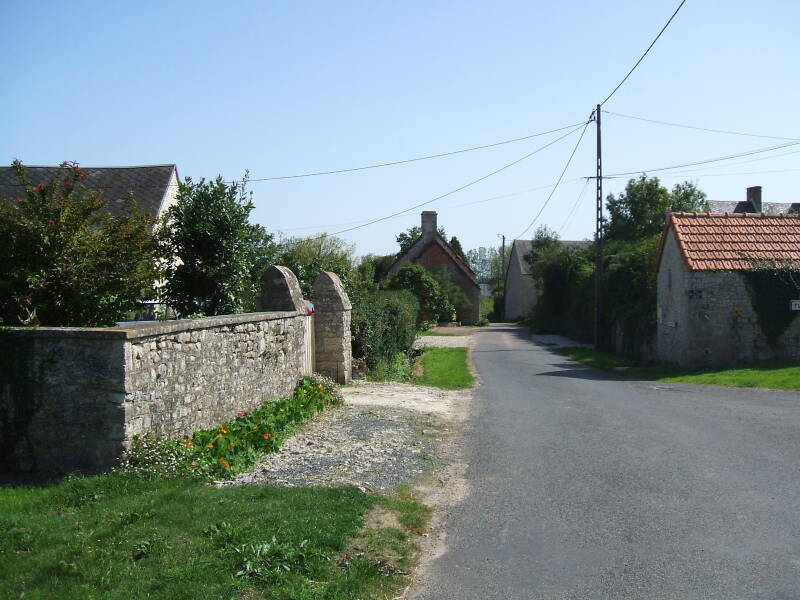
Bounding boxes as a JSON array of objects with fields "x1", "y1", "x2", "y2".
[{"x1": 594, "y1": 104, "x2": 604, "y2": 349}]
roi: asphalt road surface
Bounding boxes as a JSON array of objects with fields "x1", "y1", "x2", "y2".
[{"x1": 414, "y1": 324, "x2": 800, "y2": 599}]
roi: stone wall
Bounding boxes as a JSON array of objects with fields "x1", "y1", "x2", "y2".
[
  {"x1": 657, "y1": 230, "x2": 800, "y2": 365},
  {"x1": 312, "y1": 272, "x2": 352, "y2": 384},
  {"x1": 505, "y1": 245, "x2": 536, "y2": 321},
  {"x1": 0, "y1": 265, "x2": 353, "y2": 474}
]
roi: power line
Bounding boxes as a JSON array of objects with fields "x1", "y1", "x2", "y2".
[
  {"x1": 559, "y1": 179, "x2": 591, "y2": 234},
  {"x1": 515, "y1": 120, "x2": 592, "y2": 240},
  {"x1": 279, "y1": 178, "x2": 588, "y2": 233},
  {"x1": 600, "y1": 0, "x2": 688, "y2": 106},
  {"x1": 652, "y1": 167, "x2": 800, "y2": 179},
  {"x1": 328, "y1": 121, "x2": 590, "y2": 237},
  {"x1": 246, "y1": 122, "x2": 586, "y2": 182},
  {"x1": 604, "y1": 140, "x2": 800, "y2": 178},
  {"x1": 603, "y1": 110, "x2": 800, "y2": 141}
]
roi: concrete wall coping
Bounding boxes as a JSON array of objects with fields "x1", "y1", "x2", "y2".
[{"x1": 0, "y1": 311, "x2": 304, "y2": 341}]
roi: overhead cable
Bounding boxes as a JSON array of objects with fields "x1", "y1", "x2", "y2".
[
  {"x1": 328, "y1": 121, "x2": 591, "y2": 236},
  {"x1": 604, "y1": 140, "x2": 800, "y2": 178},
  {"x1": 603, "y1": 110, "x2": 800, "y2": 141},
  {"x1": 600, "y1": 0, "x2": 688, "y2": 106},
  {"x1": 247, "y1": 122, "x2": 586, "y2": 182},
  {"x1": 515, "y1": 121, "x2": 592, "y2": 240}
]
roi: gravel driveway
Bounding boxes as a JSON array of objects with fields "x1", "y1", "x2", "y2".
[{"x1": 220, "y1": 380, "x2": 471, "y2": 493}]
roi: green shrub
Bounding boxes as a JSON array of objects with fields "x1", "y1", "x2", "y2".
[
  {"x1": 351, "y1": 290, "x2": 419, "y2": 369},
  {"x1": 0, "y1": 161, "x2": 159, "y2": 327},
  {"x1": 156, "y1": 174, "x2": 267, "y2": 317},
  {"x1": 388, "y1": 263, "x2": 452, "y2": 326},
  {"x1": 117, "y1": 374, "x2": 342, "y2": 480}
]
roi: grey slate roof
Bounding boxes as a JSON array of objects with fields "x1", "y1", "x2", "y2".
[
  {"x1": 708, "y1": 200, "x2": 800, "y2": 215},
  {"x1": 0, "y1": 164, "x2": 177, "y2": 222},
  {"x1": 510, "y1": 238, "x2": 590, "y2": 275}
]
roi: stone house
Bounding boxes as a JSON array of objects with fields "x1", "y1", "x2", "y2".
[
  {"x1": 655, "y1": 211, "x2": 800, "y2": 366},
  {"x1": 709, "y1": 185, "x2": 800, "y2": 215},
  {"x1": 504, "y1": 239, "x2": 590, "y2": 321},
  {"x1": 0, "y1": 164, "x2": 180, "y2": 228},
  {"x1": 388, "y1": 211, "x2": 481, "y2": 323}
]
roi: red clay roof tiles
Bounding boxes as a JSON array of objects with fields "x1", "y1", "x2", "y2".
[{"x1": 659, "y1": 212, "x2": 800, "y2": 271}]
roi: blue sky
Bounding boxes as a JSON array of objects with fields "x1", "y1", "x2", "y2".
[{"x1": 2, "y1": 1, "x2": 798, "y2": 256}]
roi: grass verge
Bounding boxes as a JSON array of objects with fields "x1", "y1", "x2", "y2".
[
  {"x1": 554, "y1": 346, "x2": 800, "y2": 391},
  {"x1": 0, "y1": 472, "x2": 430, "y2": 600},
  {"x1": 367, "y1": 352, "x2": 414, "y2": 383},
  {"x1": 413, "y1": 347, "x2": 474, "y2": 390}
]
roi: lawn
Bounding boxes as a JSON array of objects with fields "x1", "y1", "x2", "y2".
[
  {"x1": 413, "y1": 347, "x2": 474, "y2": 390},
  {"x1": 0, "y1": 472, "x2": 427, "y2": 600},
  {"x1": 554, "y1": 346, "x2": 800, "y2": 391}
]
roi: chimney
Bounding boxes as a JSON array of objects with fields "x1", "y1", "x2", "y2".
[
  {"x1": 747, "y1": 186, "x2": 762, "y2": 213},
  {"x1": 421, "y1": 211, "x2": 438, "y2": 237}
]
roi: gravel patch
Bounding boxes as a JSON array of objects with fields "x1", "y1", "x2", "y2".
[
  {"x1": 219, "y1": 382, "x2": 469, "y2": 493},
  {"x1": 414, "y1": 335, "x2": 474, "y2": 349}
]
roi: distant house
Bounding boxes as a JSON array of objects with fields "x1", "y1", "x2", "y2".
[
  {"x1": 388, "y1": 211, "x2": 481, "y2": 324},
  {"x1": 0, "y1": 164, "x2": 180, "y2": 228},
  {"x1": 656, "y1": 211, "x2": 800, "y2": 366},
  {"x1": 504, "y1": 238, "x2": 589, "y2": 321},
  {"x1": 709, "y1": 185, "x2": 800, "y2": 216}
]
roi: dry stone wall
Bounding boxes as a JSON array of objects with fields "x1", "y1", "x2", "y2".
[{"x1": 1, "y1": 265, "x2": 353, "y2": 475}]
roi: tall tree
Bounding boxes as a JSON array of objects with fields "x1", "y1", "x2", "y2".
[
  {"x1": 605, "y1": 175, "x2": 708, "y2": 242},
  {"x1": 156, "y1": 175, "x2": 263, "y2": 316}
]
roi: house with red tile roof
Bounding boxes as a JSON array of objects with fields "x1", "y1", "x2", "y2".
[
  {"x1": 388, "y1": 211, "x2": 480, "y2": 323},
  {"x1": 655, "y1": 212, "x2": 800, "y2": 365}
]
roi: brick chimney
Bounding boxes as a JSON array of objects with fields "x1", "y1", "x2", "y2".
[
  {"x1": 747, "y1": 186, "x2": 762, "y2": 213},
  {"x1": 421, "y1": 211, "x2": 438, "y2": 237}
]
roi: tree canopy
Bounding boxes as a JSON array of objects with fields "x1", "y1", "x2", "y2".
[
  {"x1": 0, "y1": 160, "x2": 158, "y2": 327},
  {"x1": 605, "y1": 176, "x2": 708, "y2": 242}
]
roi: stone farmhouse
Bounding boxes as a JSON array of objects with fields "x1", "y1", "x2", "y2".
[
  {"x1": 0, "y1": 164, "x2": 180, "y2": 228},
  {"x1": 504, "y1": 239, "x2": 589, "y2": 321},
  {"x1": 656, "y1": 211, "x2": 800, "y2": 366},
  {"x1": 388, "y1": 211, "x2": 481, "y2": 324}
]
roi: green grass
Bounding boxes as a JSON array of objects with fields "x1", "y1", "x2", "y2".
[
  {"x1": 419, "y1": 331, "x2": 461, "y2": 337},
  {"x1": 554, "y1": 346, "x2": 800, "y2": 391},
  {"x1": 0, "y1": 472, "x2": 428, "y2": 600},
  {"x1": 413, "y1": 347, "x2": 474, "y2": 390},
  {"x1": 367, "y1": 352, "x2": 413, "y2": 383}
]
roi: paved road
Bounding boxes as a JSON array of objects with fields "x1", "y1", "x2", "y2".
[{"x1": 414, "y1": 324, "x2": 800, "y2": 599}]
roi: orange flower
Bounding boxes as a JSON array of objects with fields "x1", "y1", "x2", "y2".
[
  {"x1": 186, "y1": 440, "x2": 193, "y2": 448},
  {"x1": 219, "y1": 458, "x2": 230, "y2": 470},
  {"x1": 263, "y1": 433, "x2": 270, "y2": 440},
  {"x1": 219, "y1": 427, "x2": 229, "y2": 434}
]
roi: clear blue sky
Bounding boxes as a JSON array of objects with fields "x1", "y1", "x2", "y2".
[{"x1": 2, "y1": 1, "x2": 798, "y2": 256}]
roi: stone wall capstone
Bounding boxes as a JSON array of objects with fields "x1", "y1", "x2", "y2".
[{"x1": 312, "y1": 271, "x2": 352, "y2": 384}]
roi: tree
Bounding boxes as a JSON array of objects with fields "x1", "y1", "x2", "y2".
[
  {"x1": 395, "y1": 225, "x2": 447, "y2": 255},
  {"x1": 0, "y1": 160, "x2": 158, "y2": 327},
  {"x1": 605, "y1": 175, "x2": 708, "y2": 242},
  {"x1": 430, "y1": 267, "x2": 470, "y2": 318},
  {"x1": 448, "y1": 236, "x2": 467, "y2": 262},
  {"x1": 274, "y1": 234, "x2": 355, "y2": 297},
  {"x1": 388, "y1": 263, "x2": 453, "y2": 326},
  {"x1": 156, "y1": 175, "x2": 263, "y2": 317},
  {"x1": 466, "y1": 246, "x2": 507, "y2": 284}
]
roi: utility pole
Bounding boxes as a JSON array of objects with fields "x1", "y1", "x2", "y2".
[{"x1": 594, "y1": 104, "x2": 604, "y2": 349}]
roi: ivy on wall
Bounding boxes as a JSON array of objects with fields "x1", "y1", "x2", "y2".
[{"x1": 741, "y1": 270, "x2": 800, "y2": 348}]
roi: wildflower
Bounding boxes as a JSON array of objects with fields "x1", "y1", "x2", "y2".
[
  {"x1": 206, "y1": 443, "x2": 214, "y2": 449},
  {"x1": 263, "y1": 433, "x2": 270, "y2": 440},
  {"x1": 191, "y1": 462, "x2": 197, "y2": 468},
  {"x1": 219, "y1": 427, "x2": 228, "y2": 434},
  {"x1": 186, "y1": 440, "x2": 193, "y2": 448},
  {"x1": 219, "y1": 458, "x2": 230, "y2": 470},
  {"x1": 236, "y1": 411, "x2": 244, "y2": 417}
]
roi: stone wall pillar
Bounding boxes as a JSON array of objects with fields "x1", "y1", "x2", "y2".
[
  {"x1": 257, "y1": 265, "x2": 306, "y2": 312},
  {"x1": 312, "y1": 271, "x2": 352, "y2": 383}
]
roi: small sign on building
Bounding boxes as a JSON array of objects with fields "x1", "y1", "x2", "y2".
[{"x1": 792, "y1": 300, "x2": 800, "y2": 311}]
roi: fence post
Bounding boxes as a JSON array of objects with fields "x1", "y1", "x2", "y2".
[{"x1": 312, "y1": 272, "x2": 352, "y2": 383}]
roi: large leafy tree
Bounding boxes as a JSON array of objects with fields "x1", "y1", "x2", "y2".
[
  {"x1": 0, "y1": 160, "x2": 158, "y2": 327},
  {"x1": 395, "y1": 225, "x2": 447, "y2": 255},
  {"x1": 605, "y1": 176, "x2": 708, "y2": 242},
  {"x1": 274, "y1": 234, "x2": 355, "y2": 297},
  {"x1": 156, "y1": 175, "x2": 264, "y2": 316}
]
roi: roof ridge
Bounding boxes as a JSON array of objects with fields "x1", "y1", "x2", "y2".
[{"x1": 7, "y1": 164, "x2": 177, "y2": 170}]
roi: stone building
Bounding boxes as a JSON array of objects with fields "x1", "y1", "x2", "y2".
[
  {"x1": 504, "y1": 239, "x2": 590, "y2": 321},
  {"x1": 656, "y1": 212, "x2": 800, "y2": 366},
  {"x1": 388, "y1": 211, "x2": 481, "y2": 323},
  {"x1": 0, "y1": 164, "x2": 180, "y2": 228}
]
